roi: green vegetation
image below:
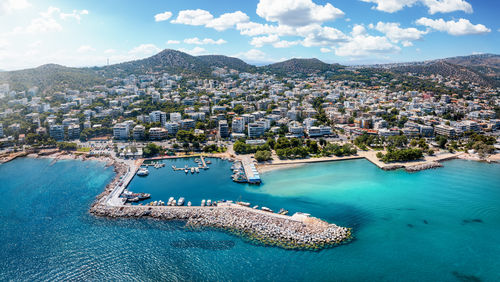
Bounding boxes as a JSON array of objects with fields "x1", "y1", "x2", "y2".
[
  {"x1": 57, "y1": 142, "x2": 77, "y2": 151},
  {"x1": 254, "y1": 150, "x2": 272, "y2": 162},
  {"x1": 233, "y1": 140, "x2": 271, "y2": 154},
  {"x1": 143, "y1": 143, "x2": 164, "y2": 157},
  {"x1": 377, "y1": 148, "x2": 423, "y2": 163}
]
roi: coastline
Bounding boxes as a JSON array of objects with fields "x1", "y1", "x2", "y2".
[{"x1": 255, "y1": 150, "x2": 497, "y2": 173}]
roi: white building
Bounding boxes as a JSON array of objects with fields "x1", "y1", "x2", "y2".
[
  {"x1": 113, "y1": 122, "x2": 130, "y2": 140},
  {"x1": 165, "y1": 122, "x2": 179, "y2": 135},
  {"x1": 170, "y1": 112, "x2": 181, "y2": 122},
  {"x1": 231, "y1": 117, "x2": 245, "y2": 133},
  {"x1": 133, "y1": 125, "x2": 145, "y2": 140},
  {"x1": 49, "y1": 124, "x2": 65, "y2": 141},
  {"x1": 149, "y1": 111, "x2": 167, "y2": 126},
  {"x1": 67, "y1": 124, "x2": 80, "y2": 140},
  {"x1": 435, "y1": 124, "x2": 456, "y2": 137},
  {"x1": 149, "y1": 127, "x2": 168, "y2": 140},
  {"x1": 218, "y1": 120, "x2": 229, "y2": 138},
  {"x1": 248, "y1": 122, "x2": 265, "y2": 138}
]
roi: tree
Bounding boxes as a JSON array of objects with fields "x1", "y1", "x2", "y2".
[
  {"x1": 57, "y1": 142, "x2": 77, "y2": 151},
  {"x1": 436, "y1": 136, "x2": 448, "y2": 149},
  {"x1": 233, "y1": 104, "x2": 244, "y2": 115},
  {"x1": 254, "y1": 150, "x2": 272, "y2": 162},
  {"x1": 143, "y1": 143, "x2": 163, "y2": 157}
]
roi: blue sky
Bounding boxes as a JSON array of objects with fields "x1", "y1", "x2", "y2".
[{"x1": 0, "y1": 0, "x2": 498, "y2": 70}]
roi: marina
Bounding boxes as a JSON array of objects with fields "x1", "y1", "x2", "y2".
[{"x1": 90, "y1": 156, "x2": 351, "y2": 250}]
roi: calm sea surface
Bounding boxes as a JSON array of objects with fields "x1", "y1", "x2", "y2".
[{"x1": 1, "y1": 157, "x2": 499, "y2": 281}]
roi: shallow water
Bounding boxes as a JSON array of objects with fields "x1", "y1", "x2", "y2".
[{"x1": 1, "y1": 157, "x2": 499, "y2": 281}]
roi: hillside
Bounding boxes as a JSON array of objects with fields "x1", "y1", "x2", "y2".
[
  {"x1": 368, "y1": 54, "x2": 500, "y2": 87},
  {"x1": 262, "y1": 58, "x2": 341, "y2": 75},
  {"x1": 197, "y1": 55, "x2": 256, "y2": 73},
  {"x1": 0, "y1": 64, "x2": 104, "y2": 93},
  {"x1": 1, "y1": 50, "x2": 498, "y2": 92},
  {"x1": 391, "y1": 61, "x2": 492, "y2": 86},
  {"x1": 99, "y1": 49, "x2": 212, "y2": 77}
]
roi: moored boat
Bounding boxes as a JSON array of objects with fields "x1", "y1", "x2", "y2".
[
  {"x1": 178, "y1": 197, "x2": 185, "y2": 206},
  {"x1": 136, "y1": 168, "x2": 149, "y2": 176}
]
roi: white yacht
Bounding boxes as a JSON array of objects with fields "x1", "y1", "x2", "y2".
[{"x1": 136, "y1": 168, "x2": 149, "y2": 176}]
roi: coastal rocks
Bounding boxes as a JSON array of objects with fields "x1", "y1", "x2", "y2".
[
  {"x1": 405, "y1": 161, "x2": 443, "y2": 172},
  {"x1": 381, "y1": 164, "x2": 405, "y2": 171}
]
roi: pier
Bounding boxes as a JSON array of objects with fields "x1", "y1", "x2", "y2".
[{"x1": 241, "y1": 158, "x2": 261, "y2": 184}]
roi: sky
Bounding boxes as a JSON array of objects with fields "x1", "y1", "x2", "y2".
[{"x1": 0, "y1": 0, "x2": 499, "y2": 70}]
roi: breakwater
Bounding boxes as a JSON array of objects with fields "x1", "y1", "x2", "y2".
[
  {"x1": 89, "y1": 159, "x2": 351, "y2": 251},
  {"x1": 90, "y1": 203, "x2": 351, "y2": 251}
]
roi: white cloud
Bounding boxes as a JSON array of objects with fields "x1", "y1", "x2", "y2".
[
  {"x1": 298, "y1": 24, "x2": 347, "y2": 47},
  {"x1": 206, "y1": 11, "x2": 249, "y2": 31},
  {"x1": 334, "y1": 25, "x2": 401, "y2": 57},
  {"x1": 22, "y1": 16, "x2": 62, "y2": 33},
  {"x1": 77, "y1": 45, "x2": 95, "y2": 53},
  {"x1": 416, "y1": 17, "x2": 490, "y2": 35},
  {"x1": 184, "y1": 37, "x2": 227, "y2": 45},
  {"x1": 371, "y1": 22, "x2": 427, "y2": 45},
  {"x1": 234, "y1": 49, "x2": 274, "y2": 62},
  {"x1": 250, "y1": 34, "x2": 279, "y2": 47},
  {"x1": 60, "y1": 9, "x2": 89, "y2": 22},
  {"x1": 273, "y1": 40, "x2": 300, "y2": 48},
  {"x1": 128, "y1": 44, "x2": 161, "y2": 55},
  {"x1": 166, "y1": 40, "x2": 180, "y2": 44},
  {"x1": 11, "y1": 6, "x2": 88, "y2": 34},
  {"x1": 256, "y1": 0, "x2": 344, "y2": 27},
  {"x1": 423, "y1": 0, "x2": 472, "y2": 14},
  {"x1": 360, "y1": 0, "x2": 417, "y2": 13},
  {"x1": 0, "y1": 0, "x2": 31, "y2": 15},
  {"x1": 154, "y1": 11, "x2": 172, "y2": 22},
  {"x1": 236, "y1": 22, "x2": 294, "y2": 37},
  {"x1": 171, "y1": 9, "x2": 214, "y2": 26},
  {"x1": 320, "y1": 47, "x2": 331, "y2": 53},
  {"x1": 178, "y1": 46, "x2": 207, "y2": 56},
  {"x1": 104, "y1": 49, "x2": 116, "y2": 54},
  {"x1": 172, "y1": 9, "x2": 249, "y2": 31},
  {"x1": 360, "y1": 0, "x2": 472, "y2": 14}
]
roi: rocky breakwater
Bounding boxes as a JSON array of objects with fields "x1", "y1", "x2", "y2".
[
  {"x1": 405, "y1": 161, "x2": 443, "y2": 172},
  {"x1": 90, "y1": 203, "x2": 351, "y2": 251}
]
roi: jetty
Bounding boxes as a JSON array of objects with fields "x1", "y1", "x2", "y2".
[
  {"x1": 241, "y1": 159, "x2": 261, "y2": 184},
  {"x1": 90, "y1": 159, "x2": 351, "y2": 251}
]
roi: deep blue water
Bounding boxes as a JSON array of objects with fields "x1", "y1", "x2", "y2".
[{"x1": 1, "y1": 157, "x2": 500, "y2": 281}]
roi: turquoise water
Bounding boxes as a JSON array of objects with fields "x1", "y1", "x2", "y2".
[{"x1": 1, "y1": 157, "x2": 500, "y2": 281}]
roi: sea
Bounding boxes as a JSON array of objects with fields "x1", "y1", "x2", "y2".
[{"x1": 1, "y1": 157, "x2": 499, "y2": 281}]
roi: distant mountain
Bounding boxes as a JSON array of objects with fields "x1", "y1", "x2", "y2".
[
  {"x1": 197, "y1": 55, "x2": 256, "y2": 73},
  {"x1": 263, "y1": 58, "x2": 342, "y2": 75},
  {"x1": 367, "y1": 54, "x2": 500, "y2": 87},
  {"x1": 1, "y1": 50, "x2": 498, "y2": 92},
  {"x1": 99, "y1": 49, "x2": 212, "y2": 77},
  {"x1": 0, "y1": 64, "x2": 104, "y2": 92}
]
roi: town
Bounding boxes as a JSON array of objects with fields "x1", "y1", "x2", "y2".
[{"x1": 1, "y1": 59, "x2": 499, "y2": 167}]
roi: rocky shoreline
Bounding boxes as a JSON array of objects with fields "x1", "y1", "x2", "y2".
[{"x1": 405, "y1": 161, "x2": 443, "y2": 172}]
